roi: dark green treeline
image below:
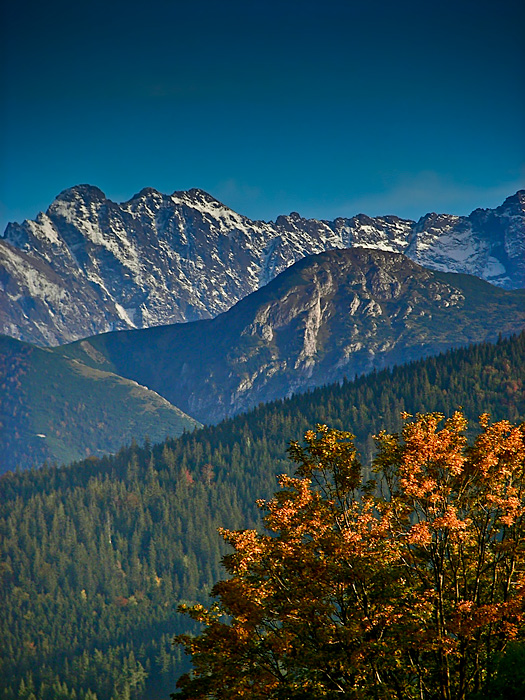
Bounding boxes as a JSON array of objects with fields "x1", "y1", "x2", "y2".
[{"x1": 1, "y1": 332, "x2": 524, "y2": 700}]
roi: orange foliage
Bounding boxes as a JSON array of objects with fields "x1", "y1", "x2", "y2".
[{"x1": 174, "y1": 413, "x2": 525, "y2": 700}]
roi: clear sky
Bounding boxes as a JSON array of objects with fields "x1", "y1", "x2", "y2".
[{"x1": 1, "y1": 0, "x2": 524, "y2": 233}]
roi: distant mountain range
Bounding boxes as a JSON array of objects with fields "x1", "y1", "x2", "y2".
[
  {"x1": 58, "y1": 248, "x2": 525, "y2": 424},
  {"x1": 1, "y1": 186, "x2": 523, "y2": 345}
]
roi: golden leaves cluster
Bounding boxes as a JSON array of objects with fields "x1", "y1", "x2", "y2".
[{"x1": 174, "y1": 412, "x2": 525, "y2": 700}]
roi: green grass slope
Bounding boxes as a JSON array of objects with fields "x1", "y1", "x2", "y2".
[{"x1": 0, "y1": 335, "x2": 201, "y2": 472}]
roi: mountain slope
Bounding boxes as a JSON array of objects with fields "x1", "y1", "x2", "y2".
[
  {"x1": 59, "y1": 248, "x2": 525, "y2": 424},
  {"x1": 1, "y1": 186, "x2": 523, "y2": 345},
  {"x1": 0, "y1": 335, "x2": 201, "y2": 472},
  {"x1": 1, "y1": 332, "x2": 524, "y2": 700}
]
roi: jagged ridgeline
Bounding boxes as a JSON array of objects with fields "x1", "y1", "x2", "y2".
[
  {"x1": 1, "y1": 185, "x2": 524, "y2": 346},
  {"x1": 1, "y1": 332, "x2": 524, "y2": 700}
]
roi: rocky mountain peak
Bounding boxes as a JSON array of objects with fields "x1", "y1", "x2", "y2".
[
  {"x1": 275, "y1": 211, "x2": 311, "y2": 227},
  {"x1": 187, "y1": 187, "x2": 220, "y2": 201},
  {"x1": 53, "y1": 184, "x2": 108, "y2": 205},
  {"x1": 413, "y1": 211, "x2": 462, "y2": 229},
  {"x1": 498, "y1": 189, "x2": 525, "y2": 216},
  {"x1": 171, "y1": 187, "x2": 225, "y2": 209},
  {"x1": 127, "y1": 186, "x2": 164, "y2": 201}
]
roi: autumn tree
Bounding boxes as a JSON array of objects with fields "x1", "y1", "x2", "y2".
[{"x1": 173, "y1": 412, "x2": 525, "y2": 700}]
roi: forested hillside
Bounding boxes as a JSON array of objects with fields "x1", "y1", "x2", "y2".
[{"x1": 1, "y1": 332, "x2": 524, "y2": 700}]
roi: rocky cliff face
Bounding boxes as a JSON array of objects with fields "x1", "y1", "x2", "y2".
[
  {"x1": 1, "y1": 186, "x2": 523, "y2": 345},
  {"x1": 59, "y1": 248, "x2": 525, "y2": 424}
]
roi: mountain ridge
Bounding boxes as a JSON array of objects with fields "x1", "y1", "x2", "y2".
[
  {"x1": 0, "y1": 334, "x2": 201, "y2": 472},
  {"x1": 1, "y1": 186, "x2": 523, "y2": 345}
]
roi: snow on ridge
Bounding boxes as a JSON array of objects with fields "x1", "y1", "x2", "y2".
[
  {"x1": 1, "y1": 243, "x2": 67, "y2": 304},
  {"x1": 51, "y1": 195, "x2": 144, "y2": 278},
  {"x1": 29, "y1": 215, "x2": 61, "y2": 246},
  {"x1": 169, "y1": 190, "x2": 252, "y2": 234},
  {"x1": 114, "y1": 303, "x2": 137, "y2": 328}
]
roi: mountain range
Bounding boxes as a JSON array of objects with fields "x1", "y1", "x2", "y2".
[
  {"x1": 2, "y1": 246, "x2": 524, "y2": 470},
  {"x1": 57, "y1": 248, "x2": 525, "y2": 425},
  {"x1": 1, "y1": 184, "x2": 524, "y2": 697},
  {"x1": 1, "y1": 186, "x2": 523, "y2": 346}
]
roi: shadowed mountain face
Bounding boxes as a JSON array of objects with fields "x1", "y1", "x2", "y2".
[
  {"x1": 0, "y1": 335, "x2": 201, "y2": 472},
  {"x1": 58, "y1": 248, "x2": 525, "y2": 424},
  {"x1": 1, "y1": 186, "x2": 523, "y2": 345}
]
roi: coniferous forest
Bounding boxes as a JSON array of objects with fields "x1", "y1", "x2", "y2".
[{"x1": 1, "y1": 333, "x2": 525, "y2": 700}]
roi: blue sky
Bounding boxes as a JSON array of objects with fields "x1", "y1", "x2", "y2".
[{"x1": 1, "y1": 0, "x2": 524, "y2": 232}]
